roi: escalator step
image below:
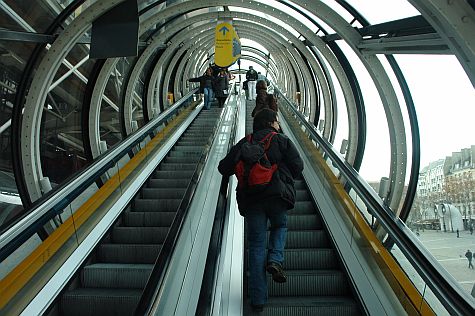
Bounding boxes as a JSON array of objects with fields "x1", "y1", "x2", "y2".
[
  {"x1": 163, "y1": 156, "x2": 200, "y2": 164},
  {"x1": 159, "y1": 163, "x2": 197, "y2": 171},
  {"x1": 294, "y1": 180, "x2": 306, "y2": 190},
  {"x1": 283, "y1": 248, "x2": 338, "y2": 270},
  {"x1": 61, "y1": 288, "x2": 141, "y2": 316},
  {"x1": 141, "y1": 187, "x2": 187, "y2": 199},
  {"x1": 81, "y1": 263, "x2": 152, "y2": 289},
  {"x1": 97, "y1": 244, "x2": 160, "y2": 263},
  {"x1": 253, "y1": 296, "x2": 361, "y2": 316},
  {"x1": 290, "y1": 201, "x2": 315, "y2": 214},
  {"x1": 173, "y1": 145, "x2": 205, "y2": 151},
  {"x1": 123, "y1": 211, "x2": 175, "y2": 226},
  {"x1": 147, "y1": 178, "x2": 189, "y2": 188},
  {"x1": 111, "y1": 226, "x2": 169, "y2": 244},
  {"x1": 296, "y1": 189, "x2": 310, "y2": 200},
  {"x1": 179, "y1": 136, "x2": 211, "y2": 140},
  {"x1": 287, "y1": 214, "x2": 322, "y2": 230},
  {"x1": 177, "y1": 141, "x2": 208, "y2": 146},
  {"x1": 267, "y1": 270, "x2": 350, "y2": 296},
  {"x1": 168, "y1": 151, "x2": 202, "y2": 158},
  {"x1": 133, "y1": 198, "x2": 181, "y2": 212},
  {"x1": 152, "y1": 170, "x2": 195, "y2": 178},
  {"x1": 285, "y1": 230, "x2": 330, "y2": 248}
]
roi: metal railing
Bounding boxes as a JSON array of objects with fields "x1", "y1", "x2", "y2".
[
  {"x1": 276, "y1": 88, "x2": 475, "y2": 315},
  {"x1": 0, "y1": 89, "x2": 198, "y2": 263}
]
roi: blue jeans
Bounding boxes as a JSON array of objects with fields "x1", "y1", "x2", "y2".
[
  {"x1": 203, "y1": 87, "x2": 212, "y2": 109},
  {"x1": 246, "y1": 206, "x2": 287, "y2": 305}
]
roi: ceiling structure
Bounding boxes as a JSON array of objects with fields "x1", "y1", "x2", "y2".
[{"x1": 0, "y1": 0, "x2": 474, "y2": 219}]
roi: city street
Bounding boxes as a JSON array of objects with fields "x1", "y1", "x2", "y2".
[
  {"x1": 392, "y1": 228, "x2": 475, "y2": 314},
  {"x1": 416, "y1": 229, "x2": 475, "y2": 294}
]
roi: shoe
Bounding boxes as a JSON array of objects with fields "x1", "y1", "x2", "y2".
[
  {"x1": 251, "y1": 304, "x2": 264, "y2": 313},
  {"x1": 266, "y1": 262, "x2": 287, "y2": 283}
]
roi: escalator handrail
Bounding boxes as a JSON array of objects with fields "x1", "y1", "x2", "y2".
[
  {"x1": 0, "y1": 89, "x2": 198, "y2": 262},
  {"x1": 194, "y1": 87, "x2": 242, "y2": 315},
  {"x1": 135, "y1": 84, "x2": 236, "y2": 315},
  {"x1": 276, "y1": 88, "x2": 475, "y2": 315}
]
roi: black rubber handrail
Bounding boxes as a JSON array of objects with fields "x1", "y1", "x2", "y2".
[
  {"x1": 0, "y1": 89, "x2": 197, "y2": 263},
  {"x1": 134, "y1": 92, "x2": 235, "y2": 315},
  {"x1": 277, "y1": 90, "x2": 475, "y2": 315}
]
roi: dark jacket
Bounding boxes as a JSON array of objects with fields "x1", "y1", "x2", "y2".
[
  {"x1": 214, "y1": 74, "x2": 229, "y2": 98},
  {"x1": 246, "y1": 69, "x2": 258, "y2": 81},
  {"x1": 218, "y1": 128, "x2": 304, "y2": 214},
  {"x1": 189, "y1": 74, "x2": 214, "y2": 93},
  {"x1": 252, "y1": 92, "x2": 278, "y2": 117}
]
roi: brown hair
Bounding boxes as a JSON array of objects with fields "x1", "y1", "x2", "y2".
[
  {"x1": 253, "y1": 108, "x2": 278, "y2": 131},
  {"x1": 256, "y1": 80, "x2": 267, "y2": 91}
]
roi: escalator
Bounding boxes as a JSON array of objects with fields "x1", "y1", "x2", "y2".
[
  {"x1": 49, "y1": 106, "x2": 223, "y2": 316},
  {"x1": 242, "y1": 100, "x2": 362, "y2": 315},
  {"x1": 242, "y1": 179, "x2": 362, "y2": 315}
]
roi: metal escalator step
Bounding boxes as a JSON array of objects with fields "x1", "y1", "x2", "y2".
[
  {"x1": 179, "y1": 134, "x2": 211, "y2": 138},
  {"x1": 123, "y1": 211, "x2": 175, "y2": 226},
  {"x1": 296, "y1": 189, "x2": 310, "y2": 200},
  {"x1": 255, "y1": 296, "x2": 361, "y2": 316},
  {"x1": 152, "y1": 170, "x2": 195, "y2": 178},
  {"x1": 147, "y1": 178, "x2": 189, "y2": 188},
  {"x1": 287, "y1": 214, "x2": 322, "y2": 230},
  {"x1": 290, "y1": 201, "x2": 315, "y2": 214},
  {"x1": 141, "y1": 187, "x2": 187, "y2": 199},
  {"x1": 159, "y1": 163, "x2": 196, "y2": 171},
  {"x1": 97, "y1": 244, "x2": 161, "y2": 263},
  {"x1": 187, "y1": 127, "x2": 216, "y2": 131},
  {"x1": 268, "y1": 270, "x2": 350, "y2": 296},
  {"x1": 285, "y1": 230, "x2": 330, "y2": 248},
  {"x1": 167, "y1": 150, "x2": 202, "y2": 158},
  {"x1": 81, "y1": 263, "x2": 152, "y2": 289},
  {"x1": 61, "y1": 288, "x2": 141, "y2": 316},
  {"x1": 294, "y1": 180, "x2": 306, "y2": 190},
  {"x1": 173, "y1": 145, "x2": 205, "y2": 151},
  {"x1": 283, "y1": 248, "x2": 338, "y2": 270},
  {"x1": 111, "y1": 226, "x2": 169, "y2": 244},
  {"x1": 133, "y1": 198, "x2": 181, "y2": 212},
  {"x1": 177, "y1": 141, "x2": 208, "y2": 146},
  {"x1": 163, "y1": 157, "x2": 200, "y2": 164}
]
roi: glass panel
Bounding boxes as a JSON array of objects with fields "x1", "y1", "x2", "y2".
[
  {"x1": 279, "y1": 98, "x2": 454, "y2": 314},
  {"x1": 3, "y1": 0, "x2": 57, "y2": 33},
  {"x1": 336, "y1": 41, "x2": 392, "y2": 185},
  {"x1": 344, "y1": 0, "x2": 420, "y2": 24},
  {"x1": 71, "y1": 163, "x2": 122, "y2": 245},
  {"x1": 0, "y1": 40, "x2": 37, "y2": 229},
  {"x1": 40, "y1": 70, "x2": 89, "y2": 185},
  {"x1": 400, "y1": 56, "x2": 475, "y2": 293}
]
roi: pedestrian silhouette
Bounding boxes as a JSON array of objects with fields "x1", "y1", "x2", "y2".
[
  {"x1": 465, "y1": 250, "x2": 474, "y2": 269},
  {"x1": 457, "y1": 229, "x2": 460, "y2": 238}
]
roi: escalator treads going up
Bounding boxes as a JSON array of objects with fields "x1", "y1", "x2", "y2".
[
  {"x1": 242, "y1": 98, "x2": 362, "y2": 315},
  {"x1": 54, "y1": 108, "x2": 222, "y2": 316},
  {"x1": 244, "y1": 179, "x2": 362, "y2": 315}
]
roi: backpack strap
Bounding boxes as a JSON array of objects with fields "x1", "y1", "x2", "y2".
[
  {"x1": 247, "y1": 132, "x2": 276, "y2": 150},
  {"x1": 261, "y1": 132, "x2": 277, "y2": 151}
]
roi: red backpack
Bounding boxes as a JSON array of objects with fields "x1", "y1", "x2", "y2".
[{"x1": 235, "y1": 132, "x2": 278, "y2": 193}]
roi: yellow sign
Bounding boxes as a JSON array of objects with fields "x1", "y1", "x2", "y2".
[{"x1": 214, "y1": 22, "x2": 241, "y2": 68}]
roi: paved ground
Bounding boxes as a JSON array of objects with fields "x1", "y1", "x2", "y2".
[
  {"x1": 391, "y1": 229, "x2": 475, "y2": 314},
  {"x1": 415, "y1": 229, "x2": 475, "y2": 293}
]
